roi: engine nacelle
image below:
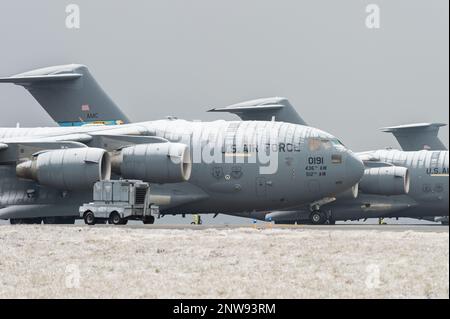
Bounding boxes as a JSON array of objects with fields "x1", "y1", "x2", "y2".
[
  {"x1": 359, "y1": 166, "x2": 410, "y2": 196},
  {"x1": 112, "y1": 143, "x2": 192, "y2": 183},
  {"x1": 16, "y1": 148, "x2": 111, "y2": 190},
  {"x1": 335, "y1": 184, "x2": 359, "y2": 200}
]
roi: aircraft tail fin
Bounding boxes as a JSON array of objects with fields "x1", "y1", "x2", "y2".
[
  {"x1": 208, "y1": 97, "x2": 308, "y2": 126},
  {"x1": 0, "y1": 64, "x2": 130, "y2": 126},
  {"x1": 381, "y1": 123, "x2": 448, "y2": 151}
]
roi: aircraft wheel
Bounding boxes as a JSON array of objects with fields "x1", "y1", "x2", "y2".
[
  {"x1": 109, "y1": 212, "x2": 124, "y2": 225},
  {"x1": 30, "y1": 218, "x2": 43, "y2": 224},
  {"x1": 43, "y1": 217, "x2": 76, "y2": 225},
  {"x1": 10, "y1": 218, "x2": 42, "y2": 225},
  {"x1": 310, "y1": 211, "x2": 327, "y2": 225},
  {"x1": 84, "y1": 211, "x2": 96, "y2": 225},
  {"x1": 43, "y1": 217, "x2": 57, "y2": 224},
  {"x1": 10, "y1": 218, "x2": 21, "y2": 225}
]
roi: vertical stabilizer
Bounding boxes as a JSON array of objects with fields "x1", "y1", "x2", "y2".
[
  {"x1": 381, "y1": 123, "x2": 448, "y2": 151},
  {"x1": 0, "y1": 64, "x2": 130, "y2": 126}
]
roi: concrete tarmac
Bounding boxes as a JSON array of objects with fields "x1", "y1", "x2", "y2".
[{"x1": 29, "y1": 223, "x2": 449, "y2": 233}]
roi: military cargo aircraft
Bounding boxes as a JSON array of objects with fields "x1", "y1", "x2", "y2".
[
  {"x1": 0, "y1": 65, "x2": 364, "y2": 224},
  {"x1": 216, "y1": 98, "x2": 449, "y2": 224}
]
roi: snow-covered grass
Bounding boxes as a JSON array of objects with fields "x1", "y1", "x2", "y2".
[{"x1": 0, "y1": 226, "x2": 448, "y2": 299}]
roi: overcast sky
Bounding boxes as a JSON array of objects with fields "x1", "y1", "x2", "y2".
[{"x1": 0, "y1": 0, "x2": 448, "y2": 150}]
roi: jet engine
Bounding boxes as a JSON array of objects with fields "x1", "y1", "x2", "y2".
[
  {"x1": 16, "y1": 148, "x2": 111, "y2": 190},
  {"x1": 111, "y1": 143, "x2": 192, "y2": 183},
  {"x1": 359, "y1": 166, "x2": 410, "y2": 196},
  {"x1": 335, "y1": 184, "x2": 359, "y2": 200}
]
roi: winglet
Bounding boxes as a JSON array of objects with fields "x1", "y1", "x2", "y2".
[{"x1": 208, "y1": 97, "x2": 308, "y2": 125}]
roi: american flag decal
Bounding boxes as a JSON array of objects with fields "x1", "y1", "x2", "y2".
[{"x1": 81, "y1": 104, "x2": 90, "y2": 112}]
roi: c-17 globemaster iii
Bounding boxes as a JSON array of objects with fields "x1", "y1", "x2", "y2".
[
  {"x1": 214, "y1": 98, "x2": 449, "y2": 225},
  {"x1": 0, "y1": 65, "x2": 365, "y2": 224}
]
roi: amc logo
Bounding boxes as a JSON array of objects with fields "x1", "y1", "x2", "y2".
[{"x1": 86, "y1": 113, "x2": 99, "y2": 119}]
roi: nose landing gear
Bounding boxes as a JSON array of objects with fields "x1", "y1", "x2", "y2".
[
  {"x1": 309, "y1": 198, "x2": 336, "y2": 225},
  {"x1": 310, "y1": 210, "x2": 328, "y2": 225}
]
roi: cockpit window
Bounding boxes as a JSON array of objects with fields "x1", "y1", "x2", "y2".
[
  {"x1": 308, "y1": 138, "x2": 322, "y2": 151},
  {"x1": 308, "y1": 138, "x2": 333, "y2": 151},
  {"x1": 331, "y1": 139, "x2": 346, "y2": 147}
]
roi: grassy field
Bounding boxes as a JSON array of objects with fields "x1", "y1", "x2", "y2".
[{"x1": 0, "y1": 225, "x2": 448, "y2": 299}]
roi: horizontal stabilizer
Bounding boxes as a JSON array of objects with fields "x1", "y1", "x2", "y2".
[
  {"x1": 0, "y1": 73, "x2": 81, "y2": 84},
  {"x1": 209, "y1": 97, "x2": 308, "y2": 125},
  {"x1": 381, "y1": 123, "x2": 447, "y2": 151}
]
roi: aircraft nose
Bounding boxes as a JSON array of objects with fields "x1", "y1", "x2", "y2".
[{"x1": 346, "y1": 151, "x2": 365, "y2": 185}]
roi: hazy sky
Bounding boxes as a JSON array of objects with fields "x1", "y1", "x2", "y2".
[{"x1": 0, "y1": 0, "x2": 448, "y2": 151}]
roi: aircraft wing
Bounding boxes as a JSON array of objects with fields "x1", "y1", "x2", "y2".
[
  {"x1": 381, "y1": 123, "x2": 448, "y2": 151},
  {"x1": 0, "y1": 134, "x2": 169, "y2": 156},
  {"x1": 0, "y1": 141, "x2": 89, "y2": 163},
  {"x1": 356, "y1": 152, "x2": 396, "y2": 168},
  {"x1": 208, "y1": 97, "x2": 308, "y2": 125}
]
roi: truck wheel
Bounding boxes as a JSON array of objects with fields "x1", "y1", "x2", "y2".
[
  {"x1": 84, "y1": 211, "x2": 96, "y2": 225},
  {"x1": 310, "y1": 211, "x2": 326, "y2": 225},
  {"x1": 109, "y1": 212, "x2": 123, "y2": 225},
  {"x1": 143, "y1": 216, "x2": 155, "y2": 225}
]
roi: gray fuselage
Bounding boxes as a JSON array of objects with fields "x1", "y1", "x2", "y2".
[
  {"x1": 240, "y1": 149, "x2": 449, "y2": 223},
  {"x1": 0, "y1": 120, "x2": 363, "y2": 220}
]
